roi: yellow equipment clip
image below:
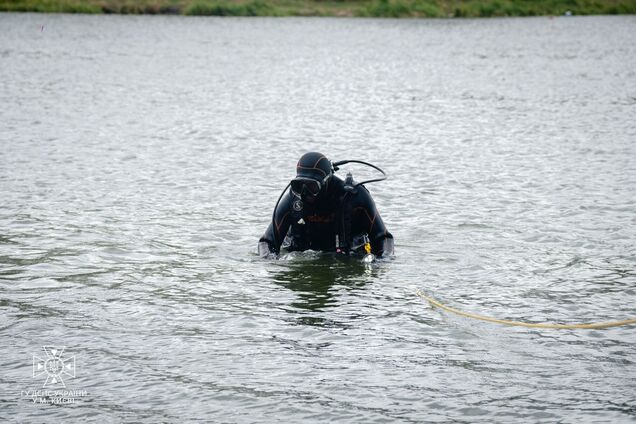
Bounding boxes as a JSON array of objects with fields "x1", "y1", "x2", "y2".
[{"x1": 363, "y1": 234, "x2": 371, "y2": 255}]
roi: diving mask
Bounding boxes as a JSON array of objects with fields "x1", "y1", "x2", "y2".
[{"x1": 290, "y1": 177, "x2": 323, "y2": 197}]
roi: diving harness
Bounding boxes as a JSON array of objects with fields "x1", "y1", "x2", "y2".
[{"x1": 270, "y1": 159, "x2": 387, "y2": 261}]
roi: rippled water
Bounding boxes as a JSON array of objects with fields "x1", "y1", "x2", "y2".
[{"x1": 1, "y1": 13, "x2": 635, "y2": 422}]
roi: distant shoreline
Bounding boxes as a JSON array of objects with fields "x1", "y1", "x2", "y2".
[{"x1": 1, "y1": 0, "x2": 635, "y2": 18}]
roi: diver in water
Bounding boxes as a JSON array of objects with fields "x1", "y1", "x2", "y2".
[{"x1": 258, "y1": 152, "x2": 394, "y2": 259}]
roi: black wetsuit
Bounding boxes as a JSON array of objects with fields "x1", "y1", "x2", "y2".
[{"x1": 259, "y1": 176, "x2": 393, "y2": 256}]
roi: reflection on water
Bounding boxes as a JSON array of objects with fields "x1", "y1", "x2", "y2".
[{"x1": 271, "y1": 254, "x2": 379, "y2": 325}]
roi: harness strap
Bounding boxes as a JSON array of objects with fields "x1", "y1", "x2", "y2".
[{"x1": 337, "y1": 173, "x2": 357, "y2": 254}]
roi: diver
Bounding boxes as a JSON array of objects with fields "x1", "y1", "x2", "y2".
[{"x1": 258, "y1": 152, "x2": 394, "y2": 259}]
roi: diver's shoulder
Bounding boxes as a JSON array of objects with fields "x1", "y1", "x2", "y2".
[
  {"x1": 350, "y1": 184, "x2": 377, "y2": 208},
  {"x1": 353, "y1": 184, "x2": 372, "y2": 197}
]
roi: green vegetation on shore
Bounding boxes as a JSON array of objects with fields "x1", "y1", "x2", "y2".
[{"x1": 1, "y1": 0, "x2": 635, "y2": 17}]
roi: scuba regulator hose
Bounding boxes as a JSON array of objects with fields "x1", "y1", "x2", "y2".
[
  {"x1": 270, "y1": 159, "x2": 387, "y2": 253},
  {"x1": 331, "y1": 159, "x2": 387, "y2": 186},
  {"x1": 270, "y1": 181, "x2": 292, "y2": 251}
]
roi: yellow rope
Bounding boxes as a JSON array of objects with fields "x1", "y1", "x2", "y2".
[{"x1": 415, "y1": 289, "x2": 636, "y2": 330}]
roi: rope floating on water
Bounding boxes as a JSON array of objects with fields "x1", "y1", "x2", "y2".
[{"x1": 415, "y1": 289, "x2": 636, "y2": 330}]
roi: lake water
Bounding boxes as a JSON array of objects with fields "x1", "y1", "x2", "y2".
[{"x1": 1, "y1": 12, "x2": 635, "y2": 422}]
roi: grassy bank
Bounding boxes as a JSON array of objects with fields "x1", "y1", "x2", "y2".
[{"x1": 1, "y1": 0, "x2": 635, "y2": 17}]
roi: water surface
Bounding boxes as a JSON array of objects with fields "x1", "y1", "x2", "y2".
[{"x1": 1, "y1": 13, "x2": 635, "y2": 422}]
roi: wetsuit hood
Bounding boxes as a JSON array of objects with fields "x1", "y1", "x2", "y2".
[{"x1": 295, "y1": 152, "x2": 333, "y2": 182}]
